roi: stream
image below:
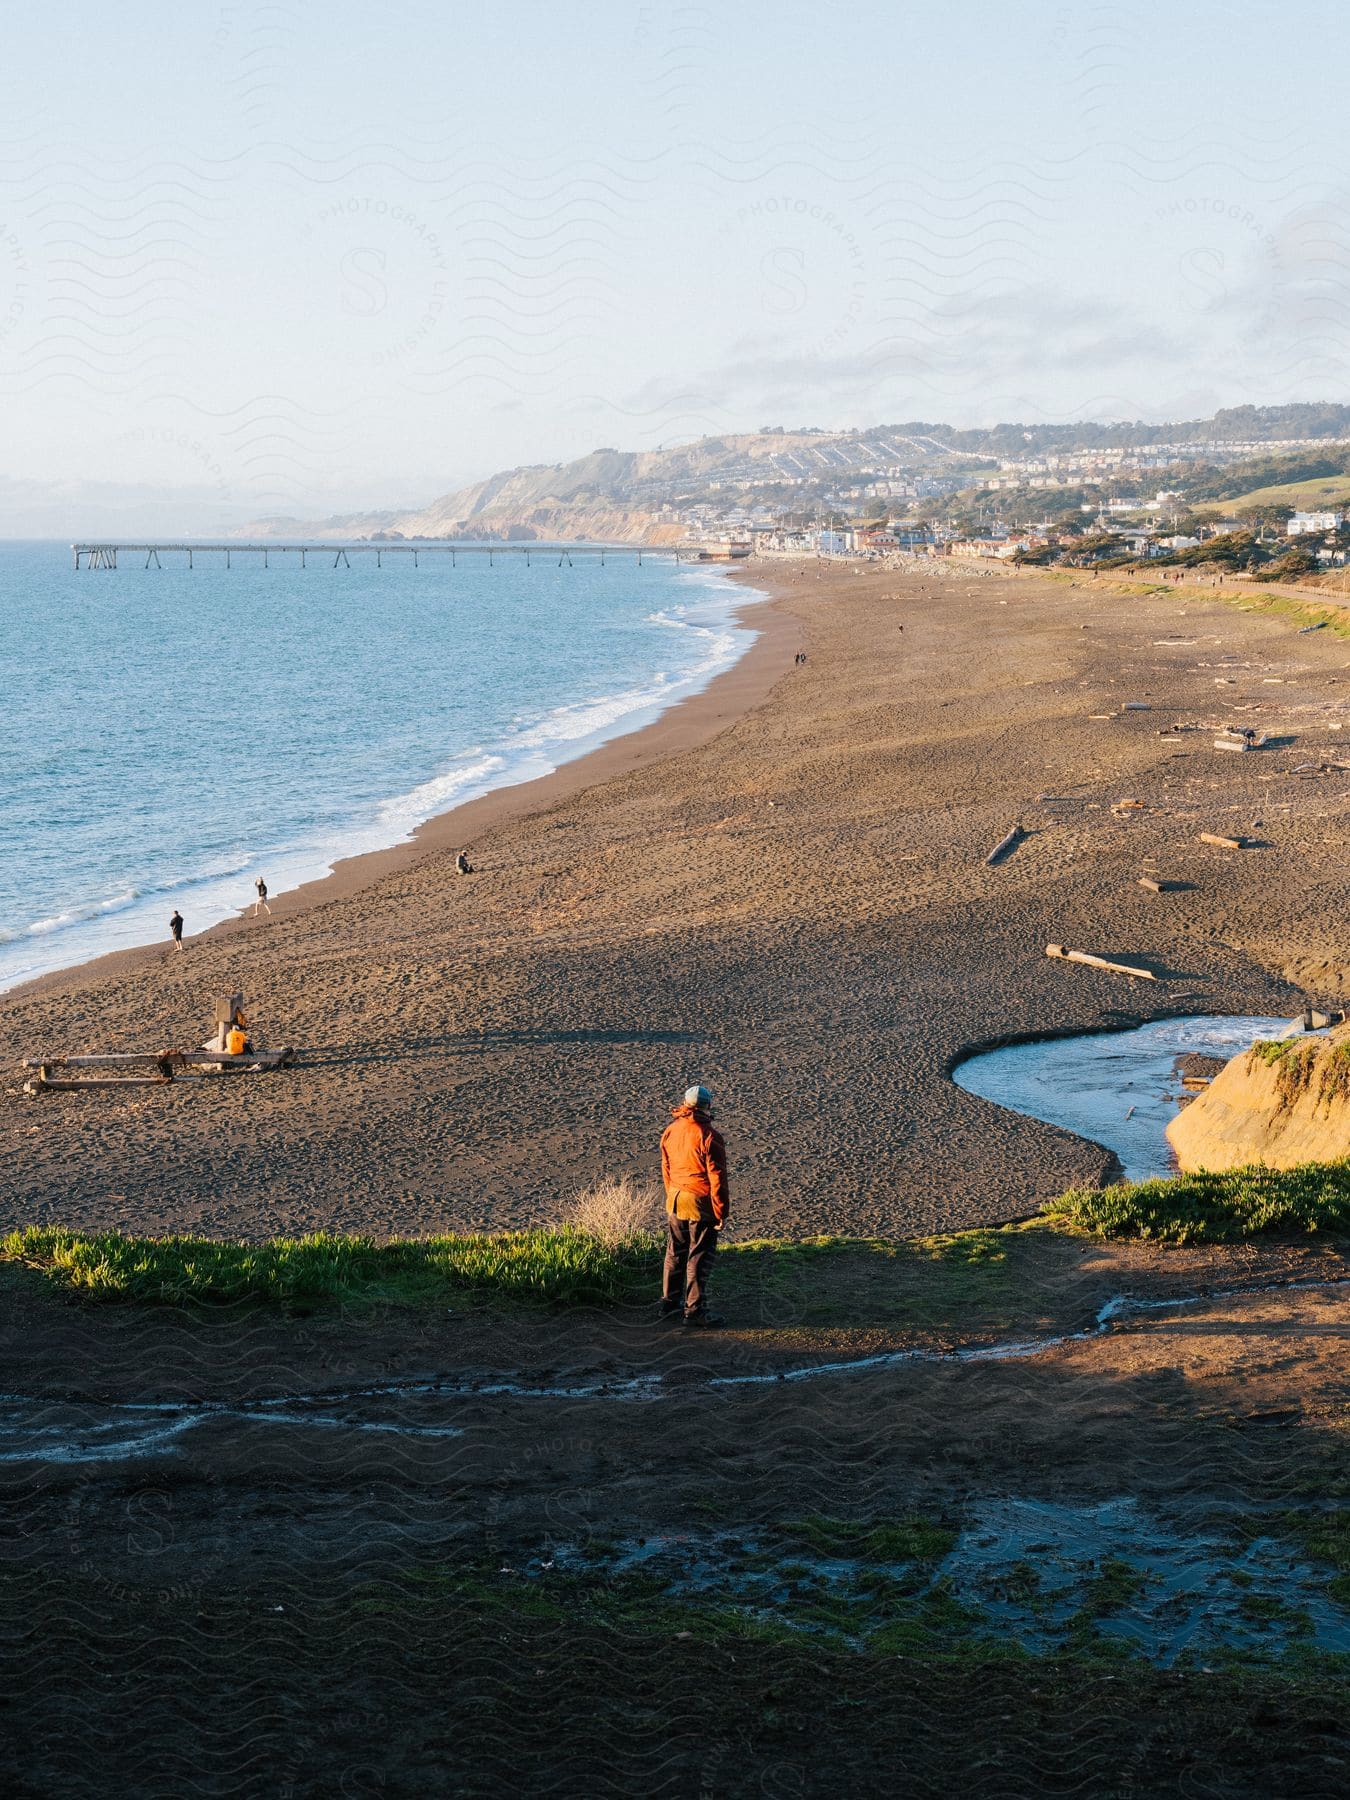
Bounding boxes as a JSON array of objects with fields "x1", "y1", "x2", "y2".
[
  {"x1": 952, "y1": 1014, "x2": 1295, "y2": 1181},
  {"x1": 1, "y1": 1274, "x2": 1345, "y2": 1461}
]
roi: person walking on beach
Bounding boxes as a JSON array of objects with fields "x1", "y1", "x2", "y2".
[
  {"x1": 659, "y1": 1083, "x2": 729, "y2": 1327},
  {"x1": 169, "y1": 910, "x2": 185, "y2": 952},
  {"x1": 253, "y1": 877, "x2": 271, "y2": 916}
]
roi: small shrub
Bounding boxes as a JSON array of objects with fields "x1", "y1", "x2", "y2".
[{"x1": 568, "y1": 1175, "x2": 663, "y2": 1246}]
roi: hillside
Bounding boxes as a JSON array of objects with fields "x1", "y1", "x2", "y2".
[
  {"x1": 246, "y1": 428, "x2": 990, "y2": 543},
  {"x1": 1215, "y1": 473, "x2": 1350, "y2": 515},
  {"x1": 244, "y1": 405, "x2": 1350, "y2": 543}
]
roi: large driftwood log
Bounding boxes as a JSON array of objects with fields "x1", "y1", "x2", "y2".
[{"x1": 1046, "y1": 944, "x2": 1157, "y2": 980}]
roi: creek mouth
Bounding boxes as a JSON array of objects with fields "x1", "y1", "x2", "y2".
[{"x1": 952, "y1": 1014, "x2": 1296, "y2": 1181}]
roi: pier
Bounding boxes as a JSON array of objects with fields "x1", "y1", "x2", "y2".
[{"x1": 72, "y1": 542, "x2": 688, "y2": 571}]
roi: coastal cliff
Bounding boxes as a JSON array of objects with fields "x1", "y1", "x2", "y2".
[{"x1": 1167, "y1": 1025, "x2": 1350, "y2": 1172}]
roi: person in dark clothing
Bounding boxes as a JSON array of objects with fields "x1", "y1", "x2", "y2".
[
  {"x1": 659, "y1": 1084, "x2": 729, "y2": 1327},
  {"x1": 169, "y1": 910, "x2": 185, "y2": 951},
  {"x1": 456, "y1": 851, "x2": 474, "y2": 875},
  {"x1": 253, "y1": 877, "x2": 271, "y2": 916}
]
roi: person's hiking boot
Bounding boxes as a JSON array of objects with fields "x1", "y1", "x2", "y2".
[
  {"x1": 682, "y1": 1310, "x2": 724, "y2": 1329},
  {"x1": 655, "y1": 1300, "x2": 682, "y2": 1322}
]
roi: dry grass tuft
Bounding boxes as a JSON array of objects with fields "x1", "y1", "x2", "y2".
[{"x1": 569, "y1": 1175, "x2": 663, "y2": 1245}]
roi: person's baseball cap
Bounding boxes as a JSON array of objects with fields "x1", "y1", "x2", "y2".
[{"x1": 684, "y1": 1084, "x2": 713, "y2": 1108}]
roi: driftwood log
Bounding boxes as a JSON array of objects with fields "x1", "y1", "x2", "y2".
[
  {"x1": 1046, "y1": 944, "x2": 1157, "y2": 980},
  {"x1": 985, "y1": 825, "x2": 1025, "y2": 866}
]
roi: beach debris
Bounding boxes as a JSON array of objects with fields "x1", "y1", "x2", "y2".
[
  {"x1": 1046, "y1": 944, "x2": 1157, "y2": 980},
  {"x1": 1112, "y1": 798, "x2": 1145, "y2": 814},
  {"x1": 985, "y1": 825, "x2": 1026, "y2": 866},
  {"x1": 1299, "y1": 622, "x2": 1328, "y2": 634},
  {"x1": 23, "y1": 993, "x2": 295, "y2": 1093},
  {"x1": 1198, "y1": 832, "x2": 1247, "y2": 849},
  {"x1": 1137, "y1": 877, "x2": 1175, "y2": 893},
  {"x1": 1123, "y1": 701, "x2": 1152, "y2": 711},
  {"x1": 23, "y1": 1048, "x2": 296, "y2": 1093},
  {"x1": 210, "y1": 993, "x2": 247, "y2": 1054},
  {"x1": 1214, "y1": 729, "x2": 1266, "y2": 753},
  {"x1": 1287, "y1": 1006, "x2": 1345, "y2": 1033}
]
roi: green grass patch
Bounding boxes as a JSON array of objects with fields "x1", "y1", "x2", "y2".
[
  {"x1": 1044, "y1": 1160, "x2": 1350, "y2": 1243},
  {"x1": 1215, "y1": 475, "x2": 1350, "y2": 513},
  {"x1": 1214, "y1": 585, "x2": 1350, "y2": 638},
  {"x1": 1067, "y1": 1557, "x2": 1146, "y2": 1628},
  {"x1": 0, "y1": 1224, "x2": 661, "y2": 1309},
  {"x1": 722, "y1": 1229, "x2": 1007, "y2": 1269},
  {"x1": 771, "y1": 1514, "x2": 957, "y2": 1564},
  {"x1": 1272, "y1": 1511, "x2": 1350, "y2": 1605},
  {"x1": 0, "y1": 1221, "x2": 1014, "y2": 1317}
]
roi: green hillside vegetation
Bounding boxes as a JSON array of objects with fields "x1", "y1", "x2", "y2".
[{"x1": 1216, "y1": 474, "x2": 1350, "y2": 515}]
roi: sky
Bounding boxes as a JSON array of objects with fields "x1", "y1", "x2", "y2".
[{"x1": 1, "y1": 0, "x2": 1348, "y2": 533}]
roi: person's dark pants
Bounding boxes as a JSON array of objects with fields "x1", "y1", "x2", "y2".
[{"x1": 663, "y1": 1212, "x2": 717, "y2": 1317}]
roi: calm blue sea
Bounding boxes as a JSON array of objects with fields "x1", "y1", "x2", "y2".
[{"x1": 0, "y1": 542, "x2": 758, "y2": 991}]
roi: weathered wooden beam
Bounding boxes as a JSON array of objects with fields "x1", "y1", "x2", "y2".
[
  {"x1": 25, "y1": 1076, "x2": 171, "y2": 1091},
  {"x1": 1198, "y1": 832, "x2": 1246, "y2": 849},
  {"x1": 24, "y1": 1047, "x2": 293, "y2": 1069},
  {"x1": 1046, "y1": 944, "x2": 1157, "y2": 980},
  {"x1": 23, "y1": 1052, "x2": 174, "y2": 1068}
]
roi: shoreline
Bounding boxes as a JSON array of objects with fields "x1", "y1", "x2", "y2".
[
  {"x1": 8, "y1": 556, "x2": 1346, "y2": 1241},
  {"x1": 3, "y1": 572, "x2": 794, "y2": 1007}
]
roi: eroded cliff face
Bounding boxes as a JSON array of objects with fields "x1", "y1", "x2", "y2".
[
  {"x1": 1167, "y1": 1025, "x2": 1350, "y2": 1172},
  {"x1": 384, "y1": 502, "x2": 683, "y2": 544}
]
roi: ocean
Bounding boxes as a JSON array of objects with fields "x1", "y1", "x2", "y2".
[{"x1": 0, "y1": 542, "x2": 758, "y2": 992}]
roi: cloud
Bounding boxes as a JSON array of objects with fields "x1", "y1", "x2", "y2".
[{"x1": 622, "y1": 288, "x2": 1201, "y2": 426}]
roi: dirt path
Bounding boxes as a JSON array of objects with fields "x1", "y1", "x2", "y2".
[{"x1": 5, "y1": 566, "x2": 1349, "y2": 1241}]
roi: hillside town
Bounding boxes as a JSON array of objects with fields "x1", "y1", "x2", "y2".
[
  {"x1": 722, "y1": 494, "x2": 1350, "y2": 577},
  {"x1": 677, "y1": 434, "x2": 1350, "y2": 581}
]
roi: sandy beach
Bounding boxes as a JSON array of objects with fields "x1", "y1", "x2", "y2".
[{"x1": 4, "y1": 561, "x2": 1348, "y2": 1240}]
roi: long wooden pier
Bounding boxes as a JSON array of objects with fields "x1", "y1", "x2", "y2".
[{"x1": 72, "y1": 542, "x2": 688, "y2": 571}]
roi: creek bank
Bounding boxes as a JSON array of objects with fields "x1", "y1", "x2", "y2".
[
  {"x1": 1170, "y1": 1022, "x2": 1350, "y2": 1171},
  {"x1": 953, "y1": 1016, "x2": 1292, "y2": 1181}
]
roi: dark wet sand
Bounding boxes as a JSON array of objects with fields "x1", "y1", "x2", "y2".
[{"x1": 4, "y1": 562, "x2": 1348, "y2": 1239}]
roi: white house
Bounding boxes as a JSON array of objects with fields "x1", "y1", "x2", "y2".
[{"x1": 1288, "y1": 510, "x2": 1344, "y2": 536}]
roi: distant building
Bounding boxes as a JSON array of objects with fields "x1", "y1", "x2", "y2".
[
  {"x1": 1288, "y1": 510, "x2": 1344, "y2": 536},
  {"x1": 949, "y1": 538, "x2": 1007, "y2": 559}
]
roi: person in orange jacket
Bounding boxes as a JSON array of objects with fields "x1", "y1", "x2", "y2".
[{"x1": 659, "y1": 1083, "x2": 729, "y2": 1327}]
